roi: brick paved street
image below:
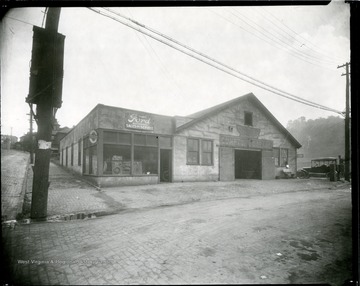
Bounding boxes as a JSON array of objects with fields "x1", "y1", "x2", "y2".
[{"x1": 2, "y1": 183, "x2": 352, "y2": 285}]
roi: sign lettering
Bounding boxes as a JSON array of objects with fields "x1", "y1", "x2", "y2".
[
  {"x1": 125, "y1": 113, "x2": 154, "y2": 131},
  {"x1": 220, "y1": 135, "x2": 273, "y2": 150}
]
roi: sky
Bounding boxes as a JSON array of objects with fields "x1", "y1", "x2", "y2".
[{"x1": 1, "y1": 2, "x2": 350, "y2": 139}]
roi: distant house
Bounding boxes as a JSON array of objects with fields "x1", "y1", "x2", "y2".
[
  {"x1": 60, "y1": 93, "x2": 301, "y2": 187},
  {"x1": 1, "y1": 135, "x2": 18, "y2": 149},
  {"x1": 51, "y1": 126, "x2": 71, "y2": 158}
]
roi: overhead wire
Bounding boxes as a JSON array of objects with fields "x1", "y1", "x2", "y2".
[
  {"x1": 125, "y1": 9, "x2": 183, "y2": 97},
  {"x1": 4, "y1": 16, "x2": 35, "y2": 26},
  {"x1": 255, "y1": 7, "x2": 341, "y2": 64},
  {"x1": 258, "y1": 7, "x2": 346, "y2": 63},
  {"x1": 101, "y1": 7, "x2": 343, "y2": 113},
  {"x1": 212, "y1": 8, "x2": 336, "y2": 71},
  {"x1": 228, "y1": 7, "x2": 339, "y2": 67},
  {"x1": 87, "y1": 7, "x2": 343, "y2": 116}
]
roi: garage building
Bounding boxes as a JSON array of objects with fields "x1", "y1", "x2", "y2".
[{"x1": 59, "y1": 93, "x2": 301, "y2": 187}]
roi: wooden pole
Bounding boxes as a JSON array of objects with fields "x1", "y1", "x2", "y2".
[{"x1": 30, "y1": 8, "x2": 61, "y2": 220}]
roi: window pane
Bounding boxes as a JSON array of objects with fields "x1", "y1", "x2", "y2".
[
  {"x1": 202, "y1": 153, "x2": 212, "y2": 165},
  {"x1": 188, "y1": 139, "x2": 199, "y2": 151},
  {"x1": 147, "y1": 135, "x2": 158, "y2": 146},
  {"x1": 245, "y1": 112, "x2": 253, "y2": 126},
  {"x1": 84, "y1": 148, "x2": 89, "y2": 174},
  {"x1": 134, "y1": 146, "x2": 158, "y2": 174},
  {"x1": 273, "y1": 148, "x2": 280, "y2": 166},
  {"x1": 118, "y1": 133, "x2": 131, "y2": 144},
  {"x1": 187, "y1": 151, "x2": 199, "y2": 164},
  {"x1": 89, "y1": 146, "x2": 97, "y2": 175},
  {"x1": 84, "y1": 136, "x2": 91, "y2": 148},
  {"x1": 202, "y1": 140, "x2": 212, "y2": 152},
  {"x1": 71, "y1": 144, "x2": 74, "y2": 166},
  {"x1": 104, "y1": 131, "x2": 118, "y2": 143},
  {"x1": 78, "y1": 140, "x2": 81, "y2": 166},
  {"x1": 281, "y1": 149, "x2": 288, "y2": 166},
  {"x1": 134, "y1": 134, "x2": 146, "y2": 145},
  {"x1": 159, "y1": 136, "x2": 172, "y2": 148},
  {"x1": 103, "y1": 145, "x2": 131, "y2": 175}
]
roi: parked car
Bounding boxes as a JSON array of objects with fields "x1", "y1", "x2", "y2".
[{"x1": 297, "y1": 157, "x2": 338, "y2": 179}]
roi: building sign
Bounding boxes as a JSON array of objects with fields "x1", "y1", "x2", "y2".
[
  {"x1": 236, "y1": 125, "x2": 260, "y2": 138},
  {"x1": 220, "y1": 135, "x2": 273, "y2": 150},
  {"x1": 297, "y1": 153, "x2": 304, "y2": 158},
  {"x1": 89, "y1": 130, "x2": 98, "y2": 144},
  {"x1": 125, "y1": 113, "x2": 154, "y2": 131}
]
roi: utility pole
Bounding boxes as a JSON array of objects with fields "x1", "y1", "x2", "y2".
[
  {"x1": 27, "y1": 104, "x2": 34, "y2": 164},
  {"x1": 26, "y1": 8, "x2": 65, "y2": 220},
  {"x1": 337, "y1": 62, "x2": 351, "y2": 182}
]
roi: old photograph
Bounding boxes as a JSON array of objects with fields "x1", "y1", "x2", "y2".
[{"x1": 1, "y1": 2, "x2": 354, "y2": 285}]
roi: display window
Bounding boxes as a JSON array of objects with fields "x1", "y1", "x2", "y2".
[
  {"x1": 103, "y1": 145, "x2": 131, "y2": 175},
  {"x1": 134, "y1": 146, "x2": 158, "y2": 175},
  {"x1": 100, "y1": 131, "x2": 165, "y2": 176}
]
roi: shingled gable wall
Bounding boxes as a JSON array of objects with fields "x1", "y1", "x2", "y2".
[{"x1": 173, "y1": 96, "x2": 298, "y2": 182}]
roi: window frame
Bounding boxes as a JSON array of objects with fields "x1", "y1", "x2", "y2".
[
  {"x1": 201, "y1": 139, "x2": 213, "y2": 166},
  {"x1": 273, "y1": 147, "x2": 288, "y2": 167},
  {"x1": 186, "y1": 137, "x2": 214, "y2": 166},
  {"x1": 186, "y1": 138, "x2": 200, "y2": 165},
  {"x1": 244, "y1": 111, "x2": 253, "y2": 126},
  {"x1": 71, "y1": 143, "x2": 74, "y2": 166},
  {"x1": 78, "y1": 139, "x2": 82, "y2": 166}
]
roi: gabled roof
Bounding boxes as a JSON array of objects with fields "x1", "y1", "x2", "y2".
[{"x1": 176, "y1": 93, "x2": 302, "y2": 148}]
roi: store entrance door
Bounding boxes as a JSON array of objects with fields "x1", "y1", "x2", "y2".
[{"x1": 160, "y1": 149, "x2": 172, "y2": 182}]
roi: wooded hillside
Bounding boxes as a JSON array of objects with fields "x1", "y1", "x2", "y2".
[{"x1": 286, "y1": 116, "x2": 345, "y2": 160}]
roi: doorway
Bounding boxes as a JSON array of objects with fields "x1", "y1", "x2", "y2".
[
  {"x1": 235, "y1": 150, "x2": 262, "y2": 179},
  {"x1": 160, "y1": 149, "x2": 172, "y2": 182}
]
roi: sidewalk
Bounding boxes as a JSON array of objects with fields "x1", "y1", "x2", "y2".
[
  {"x1": 35, "y1": 163, "x2": 352, "y2": 221},
  {"x1": 1, "y1": 150, "x2": 30, "y2": 221},
  {"x1": 3, "y1": 152, "x2": 351, "y2": 222}
]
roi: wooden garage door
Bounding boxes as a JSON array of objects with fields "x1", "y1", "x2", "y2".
[{"x1": 219, "y1": 147, "x2": 234, "y2": 181}]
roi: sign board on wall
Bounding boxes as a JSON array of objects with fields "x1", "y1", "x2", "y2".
[
  {"x1": 220, "y1": 135, "x2": 273, "y2": 150},
  {"x1": 125, "y1": 113, "x2": 154, "y2": 131},
  {"x1": 89, "y1": 130, "x2": 98, "y2": 144}
]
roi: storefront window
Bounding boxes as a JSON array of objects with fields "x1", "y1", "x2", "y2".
[
  {"x1": 71, "y1": 143, "x2": 74, "y2": 166},
  {"x1": 78, "y1": 139, "x2": 81, "y2": 166},
  {"x1": 134, "y1": 146, "x2": 158, "y2": 174},
  {"x1": 159, "y1": 136, "x2": 172, "y2": 148},
  {"x1": 103, "y1": 144, "x2": 131, "y2": 175},
  {"x1": 102, "y1": 131, "x2": 167, "y2": 176},
  {"x1": 119, "y1": 133, "x2": 131, "y2": 144},
  {"x1": 83, "y1": 145, "x2": 97, "y2": 175},
  {"x1": 134, "y1": 134, "x2": 146, "y2": 145},
  {"x1": 147, "y1": 135, "x2": 158, "y2": 146}
]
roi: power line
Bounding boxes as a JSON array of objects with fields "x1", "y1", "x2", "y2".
[
  {"x1": 4, "y1": 16, "x2": 35, "y2": 26},
  {"x1": 101, "y1": 7, "x2": 343, "y2": 113},
  {"x1": 88, "y1": 7, "x2": 343, "y2": 115},
  {"x1": 228, "y1": 7, "x2": 339, "y2": 67},
  {"x1": 212, "y1": 8, "x2": 336, "y2": 71},
  {"x1": 259, "y1": 7, "x2": 346, "y2": 63},
  {"x1": 125, "y1": 9, "x2": 183, "y2": 98}
]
